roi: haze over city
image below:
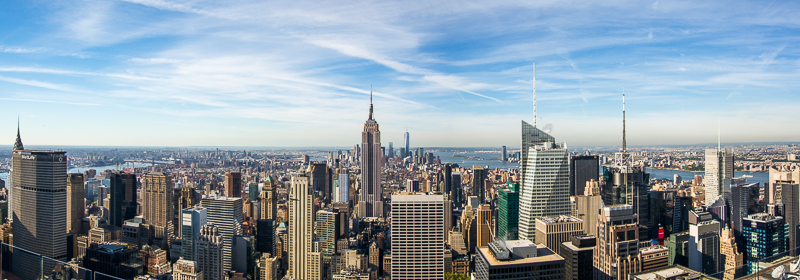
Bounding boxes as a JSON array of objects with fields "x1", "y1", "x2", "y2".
[{"x1": 1, "y1": 0, "x2": 798, "y2": 147}]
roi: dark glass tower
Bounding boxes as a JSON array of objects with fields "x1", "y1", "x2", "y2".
[{"x1": 569, "y1": 155, "x2": 599, "y2": 196}]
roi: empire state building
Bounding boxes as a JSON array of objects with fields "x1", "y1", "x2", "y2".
[{"x1": 358, "y1": 92, "x2": 383, "y2": 218}]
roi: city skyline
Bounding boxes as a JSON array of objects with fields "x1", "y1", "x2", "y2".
[{"x1": 1, "y1": 1, "x2": 799, "y2": 147}]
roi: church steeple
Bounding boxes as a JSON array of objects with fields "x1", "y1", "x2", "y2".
[{"x1": 13, "y1": 116, "x2": 24, "y2": 151}]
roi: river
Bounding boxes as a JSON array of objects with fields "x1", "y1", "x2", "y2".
[{"x1": 0, "y1": 162, "x2": 156, "y2": 183}]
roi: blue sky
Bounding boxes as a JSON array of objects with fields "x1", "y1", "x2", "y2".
[{"x1": 1, "y1": 0, "x2": 798, "y2": 148}]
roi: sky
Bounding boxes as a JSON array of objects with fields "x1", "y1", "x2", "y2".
[{"x1": 0, "y1": 0, "x2": 799, "y2": 148}]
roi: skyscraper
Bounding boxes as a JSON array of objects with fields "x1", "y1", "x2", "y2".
[
  {"x1": 225, "y1": 172, "x2": 242, "y2": 198},
  {"x1": 196, "y1": 223, "x2": 224, "y2": 280},
  {"x1": 11, "y1": 140, "x2": 68, "y2": 278},
  {"x1": 472, "y1": 165, "x2": 486, "y2": 203},
  {"x1": 569, "y1": 155, "x2": 599, "y2": 197},
  {"x1": 107, "y1": 173, "x2": 126, "y2": 227},
  {"x1": 391, "y1": 193, "x2": 446, "y2": 280},
  {"x1": 181, "y1": 206, "x2": 207, "y2": 261},
  {"x1": 452, "y1": 172, "x2": 463, "y2": 208},
  {"x1": 358, "y1": 91, "x2": 383, "y2": 218},
  {"x1": 259, "y1": 175, "x2": 277, "y2": 220},
  {"x1": 476, "y1": 204, "x2": 493, "y2": 247},
  {"x1": 498, "y1": 182, "x2": 520, "y2": 240},
  {"x1": 142, "y1": 172, "x2": 174, "y2": 244},
  {"x1": 704, "y1": 146, "x2": 733, "y2": 206},
  {"x1": 67, "y1": 173, "x2": 84, "y2": 234},
  {"x1": 388, "y1": 142, "x2": 394, "y2": 158},
  {"x1": 404, "y1": 131, "x2": 410, "y2": 158},
  {"x1": 121, "y1": 172, "x2": 138, "y2": 220},
  {"x1": 502, "y1": 145, "x2": 507, "y2": 162},
  {"x1": 601, "y1": 94, "x2": 651, "y2": 240},
  {"x1": 594, "y1": 205, "x2": 642, "y2": 280},
  {"x1": 317, "y1": 209, "x2": 341, "y2": 263},
  {"x1": 336, "y1": 170, "x2": 349, "y2": 203},
  {"x1": 742, "y1": 213, "x2": 789, "y2": 274},
  {"x1": 200, "y1": 196, "x2": 244, "y2": 272},
  {"x1": 288, "y1": 173, "x2": 314, "y2": 279},
  {"x1": 688, "y1": 220, "x2": 720, "y2": 274},
  {"x1": 518, "y1": 120, "x2": 570, "y2": 242}
]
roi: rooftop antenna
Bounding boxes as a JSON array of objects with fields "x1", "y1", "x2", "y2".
[
  {"x1": 533, "y1": 63, "x2": 537, "y2": 128},
  {"x1": 368, "y1": 85, "x2": 374, "y2": 120},
  {"x1": 622, "y1": 88, "x2": 626, "y2": 152}
]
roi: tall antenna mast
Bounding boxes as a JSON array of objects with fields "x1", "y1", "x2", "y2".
[
  {"x1": 622, "y1": 88, "x2": 626, "y2": 152},
  {"x1": 533, "y1": 63, "x2": 537, "y2": 128}
]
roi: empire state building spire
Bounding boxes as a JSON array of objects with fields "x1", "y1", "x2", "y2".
[
  {"x1": 13, "y1": 117, "x2": 24, "y2": 151},
  {"x1": 368, "y1": 87, "x2": 374, "y2": 121}
]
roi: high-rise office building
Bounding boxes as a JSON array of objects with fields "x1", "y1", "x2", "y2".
[
  {"x1": 498, "y1": 182, "x2": 520, "y2": 240},
  {"x1": 181, "y1": 206, "x2": 207, "y2": 261},
  {"x1": 142, "y1": 172, "x2": 174, "y2": 244},
  {"x1": 288, "y1": 173, "x2": 314, "y2": 279},
  {"x1": 781, "y1": 183, "x2": 800, "y2": 250},
  {"x1": 225, "y1": 172, "x2": 242, "y2": 198},
  {"x1": 256, "y1": 219, "x2": 275, "y2": 255},
  {"x1": 120, "y1": 172, "x2": 138, "y2": 221},
  {"x1": 107, "y1": 173, "x2": 126, "y2": 227},
  {"x1": 388, "y1": 142, "x2": 394, "y2": 158},
  {"x1": 731, "y1": 183, "x2": 761, "y2": 245},
  {"x1": 704, "y1": 147, "x2": 733, "y2": 206},
  {"x1": 391, "y1": 193, "x2": 446, "y2": 280},
  {"x1": 569, "y1": 155, "x2": 599, "y2": 197},
  {"x1": 594, "y1": 204, "x2": 642, "y2": 280},
  {"x1": 535, "y1": 216, "x2": 584, "y2": 255},
  {"x1": 310, "y1": 162, "x2": 328, "y2": 200},
  {"x1": 173, "y1": 259, "x2": 203, "y2": 280},
  {"x1": 649, "y1": 190, "x2": 691, "y2": 240},
  {"x1": 11, "y1": 143, "x2": 68, "y2": 279},
  {"x1": 452, "y1": 172, "x2": 462, "y2": 208},
  {"x1": 443, "y1": 163, "x2": 452, "y2": 195},
  {"x1": 518, "y1": 120, "x2": 570, "y2": 242},
  {"x1": 358, "y1": 92, "x2": 383, "y2": 218},
  {"x1": 67, "y1": 173, "x2": 84, "y2": 234},
  {"x1": 720, "y1": 227, "x2": 744, "y2": 280},
  {"x1": 476, "y1": 204, "x2": 493, "y2": 247},
  {"x1": 574, "y1": 181, "x2": 603, "y2": 237},
  {"x1": 318, "y1": 209, "x2": 341, "y2": 263},
  {"x1": 200, "y1": 196, "x2": 244, "y2": 272},
  {"x1": 196, "y1": 223, "x2": 224, "y2": 280},
  {"x1": 259, "y1": 175, "x2": 277, "y2": 220},
  {"x1": 404, "y1": 131, "x2": 410, "y2": 158},
  {"x1": 472, "y1": 165, "x2": 486, "y2": 203},
  {"x1": 177, "y1": 182, "x2": 196, "y2": 238},
  {"x1": 665, "y1": 231, "x2": 689, "y2": 267},
  {"x1": 560, "y1": 235, "x2": 595, "y2": 280},
  {"x1": 502, "y1": 146, "x2": 508, "y2": 162},
  {"x1": 742, "y1": 213, "x2": 789, "y2": 274},
  {"x1": 336, "y1": 170, "x2": 349, "y2": 203},
  {"x1": 688, "y1": 220, "x2": 720, "y2": 274},
  {"x1": 601, "y1": 95, "x2": 651, "y2": 240},
  {"x1": 474, "y1": 240, "x2": 566, "y2": 280}
]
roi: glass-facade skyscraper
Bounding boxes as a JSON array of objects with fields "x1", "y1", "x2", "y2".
[
  {"x1": 497, "y1": 182, "x2": 519, "y2": 240},
  {"x1": 518, "y1": 120, "x2": 570, "y2": 242}
]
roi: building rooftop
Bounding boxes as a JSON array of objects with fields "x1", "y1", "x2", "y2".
[
  {"x1": 538, "y1": 215, "x2": 582, "y2": 224},
  {"x1": 746, "y1": 213, "x2": 781, "y2": 222},
  {"x1": 478, "y1": 244, "x2": 564, "y2": 267},
  {"x1": 629, "y1": 265, "x2": 707, "y2": 280}
]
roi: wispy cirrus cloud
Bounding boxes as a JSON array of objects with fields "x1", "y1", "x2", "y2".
[{"x1": 1, "y1": 0, "x2": 799, "y2": 146}]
